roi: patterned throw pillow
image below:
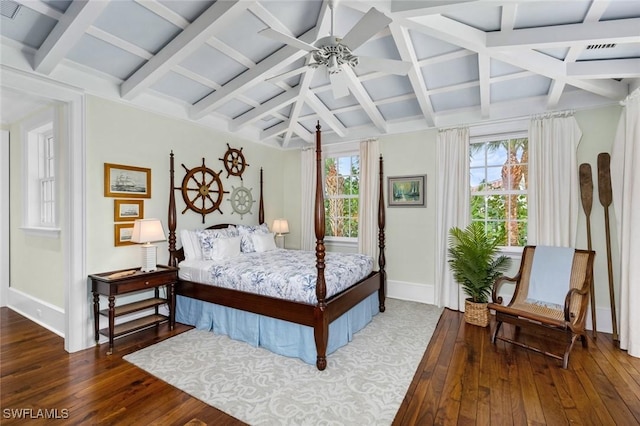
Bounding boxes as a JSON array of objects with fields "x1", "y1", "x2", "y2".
[
  {"x1": 196, "y1": 227, "x2": 240, "y2": 260},
  {"x1": 237, "y1": 223, "x2": 270, "y2": 253}
]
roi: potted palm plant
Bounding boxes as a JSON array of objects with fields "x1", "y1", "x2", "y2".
[{"x1": 448, "y1": 222, "x2": 511, "y2": 327}]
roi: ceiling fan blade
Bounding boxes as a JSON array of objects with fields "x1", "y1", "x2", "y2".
[
  {"x1": 330, "y1": 71, "x2": 350, "y2": 99},
  {"x1": 259, "y1": 28, "x2": 316, "y2": 52},
  {"x1": 340, "y1": 8, "x2": 391, "y2": 51},
  {"x1": 357, "y1": 56, "x2": 412, "y2": 76}
]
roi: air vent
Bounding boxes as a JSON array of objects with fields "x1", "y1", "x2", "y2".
[
  {"x1": 586, "y1": 43, "x2": 617, "y2": 50},
  {"x1": 1, "y1": 0, "x2": 20, "y2": 19}
]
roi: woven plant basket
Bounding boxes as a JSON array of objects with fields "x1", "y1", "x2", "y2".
[{"x1": 464, "y1": 299, "x2": 490, "y2": 327}]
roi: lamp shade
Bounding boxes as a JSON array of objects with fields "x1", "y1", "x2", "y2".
[
  {"x1": 272, "y1": 219, "x2": 289, "y2": 235},
  {"x1": 131, "y1": 218, "x2": 166, "y2": 244}
]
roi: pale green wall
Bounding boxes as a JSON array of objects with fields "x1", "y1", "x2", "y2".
[
  {"x1": 85, "y1": 96, "x2": 287, "y2": 274},
  {"x1": 379, "y1": 130, "x2": 437, "y2": 292},
  {"x1": 9, "y1": 105, "x2": 64, "y2": 308},
  {"x1": 282, "y1": 104, "x2": 622, "y2": 310},
  {"x1": 575, "y1": 105, "x2": 623, "y2": 310}
]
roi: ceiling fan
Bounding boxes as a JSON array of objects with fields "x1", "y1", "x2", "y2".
[{"x1": 259, "y1": 1, "x2": 412, "y2": 99}]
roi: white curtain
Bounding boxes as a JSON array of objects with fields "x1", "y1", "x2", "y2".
[
  {"x1": 358, "y1": 139, "x2": 379, "y2": 265},
  {"x1": 528, "y1": 113, "x2": 582, "y2": 246},
  {"x1": 435, "y1": 127, "x2": 469, "y2": 309},
  {"x1": 300, "y1": 148, "x2": 316, "y2": 251},
  {"x1": 611, "y1": 88, "x2": 640, "y2": 358}
]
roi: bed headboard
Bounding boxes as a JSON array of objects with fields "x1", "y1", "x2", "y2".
[{"x1": 167, "y1": 151, "x2": 264, "y2": 267}]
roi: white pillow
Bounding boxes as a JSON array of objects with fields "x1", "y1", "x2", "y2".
[
  {"x1": 211, "y1": 236, "x2": 241, "y2": 260},
  {"x1": 252, "y1": 232, "x2": 277, "y2": 252},
  {"x1": 180, "y1": 229, "x2": 203, "y2": 260}
]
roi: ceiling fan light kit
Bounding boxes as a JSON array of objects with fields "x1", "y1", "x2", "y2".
[
  {"x1": 260, "y1": 4, "x2": 410, "y2": 99},
  {"x1": 310, "y1": 37, "x2": 358, "y2": 75}
]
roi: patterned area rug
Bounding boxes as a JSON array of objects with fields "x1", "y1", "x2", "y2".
[{"x1": 124, "y1": 299, "x2": 443, "y2": 425}]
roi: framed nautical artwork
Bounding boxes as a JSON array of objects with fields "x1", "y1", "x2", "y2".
[
  {"x1": 114, "y1": 223, "x2": 135, "y2": 246},
  {"x1": 104, "y1": 163, "x2": 151, "y2": 198},
  {"x1": 114, "y1": 199, "x2": 144, "y2": 222},
  {"x1": 388, "y1": 175, "x2": 426, "y2": 207}
]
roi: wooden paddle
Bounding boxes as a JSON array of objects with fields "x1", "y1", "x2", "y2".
[
  {"x1": 597, "y1": 152, "x2": 618, "y2": 345},
  {"x1": 579, "y1": 163, "x2": 596, "y2": 338}
]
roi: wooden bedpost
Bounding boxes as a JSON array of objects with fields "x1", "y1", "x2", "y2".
[
  {"x1": 259, "y1": 167, "x2": 264, "y2": 225},
  {"x1": 378, "y1": 155, "x2": 386, "y2": 312},
  {"x1": 313, "y1": 121, "x2": 328, "y2": 371},
  {"x1": 168, "y1": 151, "x2": 178, "y2": 267}
]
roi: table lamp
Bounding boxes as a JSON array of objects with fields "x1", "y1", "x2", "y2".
[
  {"x1": 131, "y1": 218, "x2": 166, "y2": 272},
  {"x1": 272, "y1": 218, "x2": 289, "y2": 248}
]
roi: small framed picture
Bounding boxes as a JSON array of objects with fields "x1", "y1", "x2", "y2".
[
  {"x1": 104, "y1": 163, "x2": 151, "y2": 198},
  {"x1": 114, "y1": 223, "x2": 135, "y2": 247},
  {"x1": 388, "y1": 175, "x2": 427, "y2": 207},
  {"x1": 114, "y1": 199, "x2": 144, "y2": 222}
]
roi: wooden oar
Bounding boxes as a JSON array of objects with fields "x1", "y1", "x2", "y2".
[
  {"x1": 597, "y1": 152, "x2": 618, "y2": 345},
  {"x1": 579, "y1": 163, "x2": 596, "y2": 338}
]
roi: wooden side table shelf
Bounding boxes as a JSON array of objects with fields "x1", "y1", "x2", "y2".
[{"x1": 89, "y1": 265, "x2": 178, "y2": 355}]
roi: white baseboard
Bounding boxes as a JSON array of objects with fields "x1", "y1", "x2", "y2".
[
  {"x1": 8, "y1": 288, "x2": 65, "y2": 337},
  {"x1": 387, "y1": 279, "x2": 435, "y2": 305},
  {"x1": 386, "y1": 280, "x2": 616, "y2": 336}
]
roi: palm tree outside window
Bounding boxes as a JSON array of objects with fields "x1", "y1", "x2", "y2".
[{"x1": 470, "y1": 133, "x2": 528, "y2": 247}]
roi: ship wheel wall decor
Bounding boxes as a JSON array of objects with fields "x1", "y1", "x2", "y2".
[
  {"x1": 228, "y1": 185, "x2": 255, "y2": 219},
  {"x1": 220, "y1": 143, "x2": 249, "y2": 180},
  {"x1": 179, "y1": 158, "x2": 229, "y2": 223}
]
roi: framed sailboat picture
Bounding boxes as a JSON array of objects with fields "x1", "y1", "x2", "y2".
[
  {"x1": 104, "y1": 163, "x2": 151, "y2": 198},
  {"x1": 388, "y1": 175, "x2": 426, "y2": 207}
]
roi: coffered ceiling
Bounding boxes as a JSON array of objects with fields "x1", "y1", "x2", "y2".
[{"x1": 1, "y1": 0, "x2": 639, "y2": 148}]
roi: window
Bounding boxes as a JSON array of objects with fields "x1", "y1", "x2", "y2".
[
  {"x1": 21, "y1": 107, "x2": 59, "y2": 236},
  {"x1": 39, "y1": 130, "x2": 55, "y2": 225},
  {"x1": 470, "y1": 132, "x2": 528, "y2": 247},
  {"x1": 324, "y1": 154, "x2": 360, "y2": 239}
]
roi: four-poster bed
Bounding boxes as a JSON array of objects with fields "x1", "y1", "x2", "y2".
[{"x1": 167, "y1": 123, "x2": 386, "y2": 370}]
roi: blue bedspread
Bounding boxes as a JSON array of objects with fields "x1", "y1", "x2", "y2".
[{"x1": 197, "y1": 249, "x2": 374, "y2": 304}]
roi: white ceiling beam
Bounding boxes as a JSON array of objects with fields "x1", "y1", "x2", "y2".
[
  {"x1": 231, "y1": 87, "x2": 300, "y2": 131},
  {"x1": 86, "y1": 26, "x2": 152, "y2": 60},
  {"x1": 206, "y1": 37, "x2": 255, "y2": 69},
  {"x1": 189, "y1": 28, "x2": 316, "y2": 120},
  {"x1": 282, "y1": 68, "x2": 317, "y2": 148},
  {"x1": 33, "y1": 1, "x2": 108, "y2": 74},
  {"x1": 261, "y1": 120, "x2": 289, "y2": 141},
  {"x1": 417, "y1": 49, "x2": 474, "y2": 67},
  {"x1": 342, "y1": 67, "x2": 387, "y2": 133},
  {"x1": 247, "y1": 2, "x2": 295, "y2": 36},
  {"x1": 487, "y1": 18, "x2": 640, "y2": 49},
  {"x1": 404, "y1": 15, "x2": 628, "y2": 100},
  {"x1": 292, "y1": 122, "x2": 313, "y2": 144},
  {"x1": 261, "y1": 121, "x2": 313, "y2": 146},
  {"x1": 121, "y1": 0, "x2": 247, "y2": 100},
  {"x1": 389, "y1": 23, "x2": 435, "y2": 127},
  {"x1": 503, "y1": 49, "x2": 628, "y2": 99},
  {"x1": 500, "y1": 3, "x2": 517, "y2": 31},
  {"x1": 547, "y1": 0, "x2": 611, "y2": 108},
  {"x1": 15, "y1": 0, "x2": 62, "y2": 20},
  {"x1": 304, "y1": 93, "x2": 347, "y2": 137},
  {"x1": 567, "y1": 59, "x2": 640, "y2": 79},
  {"x1": 391, "y1": 0, "x2": 483, "y2": 17},
  {"x1": 135, "y1": 0, "x2": 189, "y2": 29}
]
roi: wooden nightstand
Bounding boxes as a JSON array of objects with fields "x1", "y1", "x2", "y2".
[{"x1": 89, "y1": 265, "x2": 178, "y2": 355}]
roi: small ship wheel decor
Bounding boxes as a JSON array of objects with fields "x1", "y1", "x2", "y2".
[
  {"x1": 179, "y1": 158, "x2": 229, "y2": 223},
  {"x1": 228, "y1": 185, "x2": 255, "y2": 219},
  {"x1": 219, "y1": 143, "x2": 249, "y2": 180}
]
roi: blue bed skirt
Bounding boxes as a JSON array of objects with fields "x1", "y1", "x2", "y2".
[{"x1": 175, "y1": 292, "x2": 380, "y2": 364}]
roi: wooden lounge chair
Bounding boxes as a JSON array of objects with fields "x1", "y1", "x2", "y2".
[{"x1": 488, "y1": 245, "x2": 595, "y2": 368}]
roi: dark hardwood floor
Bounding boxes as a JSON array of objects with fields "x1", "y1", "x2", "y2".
[{"x1": 2, "y1": 306, "x2": 639, "y2": 425}]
